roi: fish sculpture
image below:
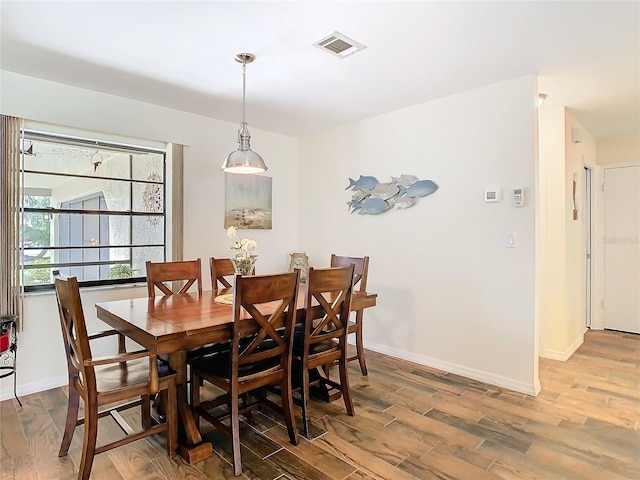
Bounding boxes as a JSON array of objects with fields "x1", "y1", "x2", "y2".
[
  {"x1": 389, "y1": 196, "x2": 416, "y2": 209},
  {"x1": 345, "y1": 175, "x2": 379, "y2": 191},
  {"x1": 346, "y1": 200, "x2": 362, "y2": 213},
  {"x1": 354, "y1": 197, "x2": 391, "y2": 215},
  {"x1": 390, "y1": 174, "x2": 419, "y2": 187},
  {"x1": 398, "y1": 180, "x2": 438, "y2": 198},
  {"x1": 345, "y1": 174, "x2": 438, "y2": 215},
  {"x1": 369, "y1": 182, "x2": 400, "y2": 200},
  {"x1": 351, "y1": 190, "x2": 370, "y2": 202}
]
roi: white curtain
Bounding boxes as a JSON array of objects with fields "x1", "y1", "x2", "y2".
[{"x1": 0, "y1": 115, "x2": 22, "y2": 329}]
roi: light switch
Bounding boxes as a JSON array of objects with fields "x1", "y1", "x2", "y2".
[{"x1": 506, "y1": 232, "x2": 517, "y2": 248}]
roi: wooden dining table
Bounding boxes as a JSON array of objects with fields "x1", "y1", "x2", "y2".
[{"x1": 95, "y1": 284, "x2": 377, "y2": 464}]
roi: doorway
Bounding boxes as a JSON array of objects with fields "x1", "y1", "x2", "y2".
[{"x1": 603, "y1": 164, "x2": 640, "y2": 334}]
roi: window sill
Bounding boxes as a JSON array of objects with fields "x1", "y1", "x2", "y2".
[{"x1": 22, "y1": 282, "x2": 148, "y2": 297}]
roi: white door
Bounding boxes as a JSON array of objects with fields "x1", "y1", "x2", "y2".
[{"x1": 603, "y1": 165, "x2": 640, "y2": 333}]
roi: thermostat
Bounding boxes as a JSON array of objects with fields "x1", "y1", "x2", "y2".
[
  {"x1": 484, "y1": 189, "x2": 501, "y2": 203},
  {"x1": 513, "y1": 188, "x2": 524, "y2": 207}
]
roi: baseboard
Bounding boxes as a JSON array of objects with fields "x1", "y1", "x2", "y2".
[
  {"x1": 0, "y1": 375, "x2": 67, "y2": 402},
  {"x1": 363, "y1": 340, "x2": 540, "y2": 396},
  {"x1": 540, "y1": 333, "x2": 584, "y2": 361}
]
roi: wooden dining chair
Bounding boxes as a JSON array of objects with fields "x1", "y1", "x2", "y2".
[
  {"x1": 146, "y1": 258, "x2": 202, "y2": 298},
  {"x1": 293, "y1": 264, "x2": 355, "y2": 438},
  {"x1": 330, "y1": 254, "x2": 370, "y2": 375},
  {"x1": 54, "y1": 274, "x2": 177, "y2": 480},
  {"x1": 209, "y1": 256, "x2": 255, "y2": 289},
  {"x1": 188, "y1": 271, "x2": 300, "y2": 476}
]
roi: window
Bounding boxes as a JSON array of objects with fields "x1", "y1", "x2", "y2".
[{"x1": 20, "y1": 131, "x2": 166, "y2": 291}]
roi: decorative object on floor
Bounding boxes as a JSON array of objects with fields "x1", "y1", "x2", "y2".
[
  {"x1": 227, "y1": 226, "x2": 258, "y2": 275},
  {"x1": 225, "y1": 173, "x2": 272, "y2": 229},
  {"x1": 345, "y1": 174, "x2": 438, "y2": 215},
  {"x1": 0, "y1": 315, "x2": 20, "y2": 406},
  {"x1": 288, "y1": 252, "x2": 309, "y2": 283},
  {"x1": 221, "y1": 53, "x2": 267, "y2": 174}
]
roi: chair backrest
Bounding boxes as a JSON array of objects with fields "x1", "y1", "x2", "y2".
[
  {"x1": 146, "y1": 259, "x2": 202, "y2": 298},
  {"x1": 303, "y1": 265, "x2": 355, "y2": 355},
  {"x1": 231, "y1": 271, "x2": 300, "y2": 376},
  {"x1": 54, "y1": 274, "x2": 95, "y2": 390},
  {"x1": 330, "y1": 255, "x2": 369, "y2": 292},
  {"x1": 209, "y1": 257, "x2": 255, "y2": 289}
]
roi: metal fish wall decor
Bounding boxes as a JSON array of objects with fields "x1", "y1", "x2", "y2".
[{"x1": 345, "y1": 174, "x2": 438, "y2": 215}]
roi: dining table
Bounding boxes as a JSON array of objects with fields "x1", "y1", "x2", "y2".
[{"x1": 95, "y1": 284, "x2": 377, "y2": 464}]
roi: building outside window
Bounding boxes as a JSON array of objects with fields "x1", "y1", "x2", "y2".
[{"x1": 20, "y1": 131, "x2": 166, "y2": 291}]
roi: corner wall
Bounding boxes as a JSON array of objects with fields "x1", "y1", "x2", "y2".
[
  {"x1": 298, "y1": 76, "x2": 540, "y2": 394},
  {"x1": 538, "y1": 104, "x2": 595, "y2": 360}
]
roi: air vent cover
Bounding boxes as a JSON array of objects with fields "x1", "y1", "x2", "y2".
[{"x1": 314, "y1": 31, "x2": 366, "y2": 58}]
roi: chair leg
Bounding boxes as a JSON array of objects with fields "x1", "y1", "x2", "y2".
[
  {"x1": 300, "y1": 365, "x2": 311, "y2": 439},
  {"x1": 281, "y1": 372, "x2": 299, "y2": 446},
  {"x1": 141, "y1": 394, "x2": 152, "y2": 429},
  {"x1": 58, "y1": 384, "x2": 80, "y2": 457},
  {"x1": 165, "y1": 379, "x2": 178, "y2": 458},
  {"x1": 78, "y1": 402, "x2": 98, "y2": 480},
  {"x1": 230, "y1": 387, "x2": 242, "y2": 477},
  {"x1": 354, "y1": 311, "x2": 368, "y2": 376},
  {"x1": 338, "y1": 356, "x2": 355, "y2": 416}
]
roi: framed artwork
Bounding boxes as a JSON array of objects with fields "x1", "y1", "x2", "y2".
[{"x1": 224, "y1": 174, "x2": 272, "y2": 229}]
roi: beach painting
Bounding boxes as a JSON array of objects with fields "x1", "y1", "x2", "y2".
[{"x1": 224, "y1": 174, "x2": 272, "y2": 229}]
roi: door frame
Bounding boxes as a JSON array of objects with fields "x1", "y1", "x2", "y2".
[
  {"x1": 583, "y1": 164, "x2": 592, "y2": 329},
  {"x1": 590, "y1": 160, "x2": 640, "y2": 330}
]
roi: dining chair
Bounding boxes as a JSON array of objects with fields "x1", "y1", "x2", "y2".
[
  {"x1": 209, "y1": 256, "x2": 255, "y2": 289},
  {"x1": 54, "y1": 274, "x2": 177, "y2": 480},
  {"x1": 146, "y1": 258, "x2": 202, "y2": 298},
  {"x1": 330, "y1": 254, "x2": 370, "y2": 375},
  {"x1": 188, "y1": 271, "x2": 300, "y2": 476},
  {"x1": 293, "y1": 264, "x2": 355, "y2": 438}
]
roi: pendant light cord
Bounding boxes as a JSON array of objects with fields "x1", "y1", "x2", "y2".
[{"x1": 241, "y1": 59, "x2": 247, "y2": 125}]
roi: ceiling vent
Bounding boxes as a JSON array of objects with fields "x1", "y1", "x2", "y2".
[{"x1": 314, "y1": 31, "x2": 366, "y2": 58}]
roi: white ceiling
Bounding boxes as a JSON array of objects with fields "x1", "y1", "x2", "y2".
[{"x1": 1, "y1": 1, "x2": 638, "y2": 139}]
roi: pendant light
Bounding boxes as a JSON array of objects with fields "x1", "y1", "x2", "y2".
[{"x1": 221, "y1": 53, "x2": 267, "y2": 174}]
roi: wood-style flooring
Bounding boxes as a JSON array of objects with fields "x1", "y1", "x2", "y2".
[{"x1": 1, "y1": 330, "x2": 638, "y2": 479}]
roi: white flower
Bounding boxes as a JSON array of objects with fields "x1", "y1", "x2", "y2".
[
  {"x1": 226, "y1": 227, "x2": 257, "y2": 260},
  {"x1": 240, "y1": 238, "x2": 257, "y2": 252}
]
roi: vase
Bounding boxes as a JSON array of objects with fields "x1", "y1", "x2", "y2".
[
  {"x1": 288, "y1": 252, "x2": 309, "y2": 283},
  {"x1": 232, "y1": 256, "x2": 257, "y2": 276}
]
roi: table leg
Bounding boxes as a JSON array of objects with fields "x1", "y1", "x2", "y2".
[{"x1": 169, "y1": 350, "x2": 213, "y2": 464}]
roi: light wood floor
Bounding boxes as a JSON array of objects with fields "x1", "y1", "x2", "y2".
[{"x1": 1, "y1": 330, "x2": 638, "y2": 479}]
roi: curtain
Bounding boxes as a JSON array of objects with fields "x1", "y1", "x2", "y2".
[
  {"x1": 0, "y1": 115, "x2": 22, "y2": 329},
  {"x1": 169, "y1": 143, "x2": 184, "y2": 262}
]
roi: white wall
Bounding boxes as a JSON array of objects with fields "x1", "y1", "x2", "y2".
[
  {"x1": 298, "y1": 76, "x2": 540, "y2": 394},
  {"x1": 0, "y1": 70, "x2": 299, "y2": 399},
  {"x1": 537, "y1": 102, "x2": 567, "y2": 359},
  {"x1": 596, "y1": 134, "x2": 639, "y2": 165}
]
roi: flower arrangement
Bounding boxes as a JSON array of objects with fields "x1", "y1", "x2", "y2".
[{"x1": 227, "y1": 226, "x2": 257, "y2": 275}]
